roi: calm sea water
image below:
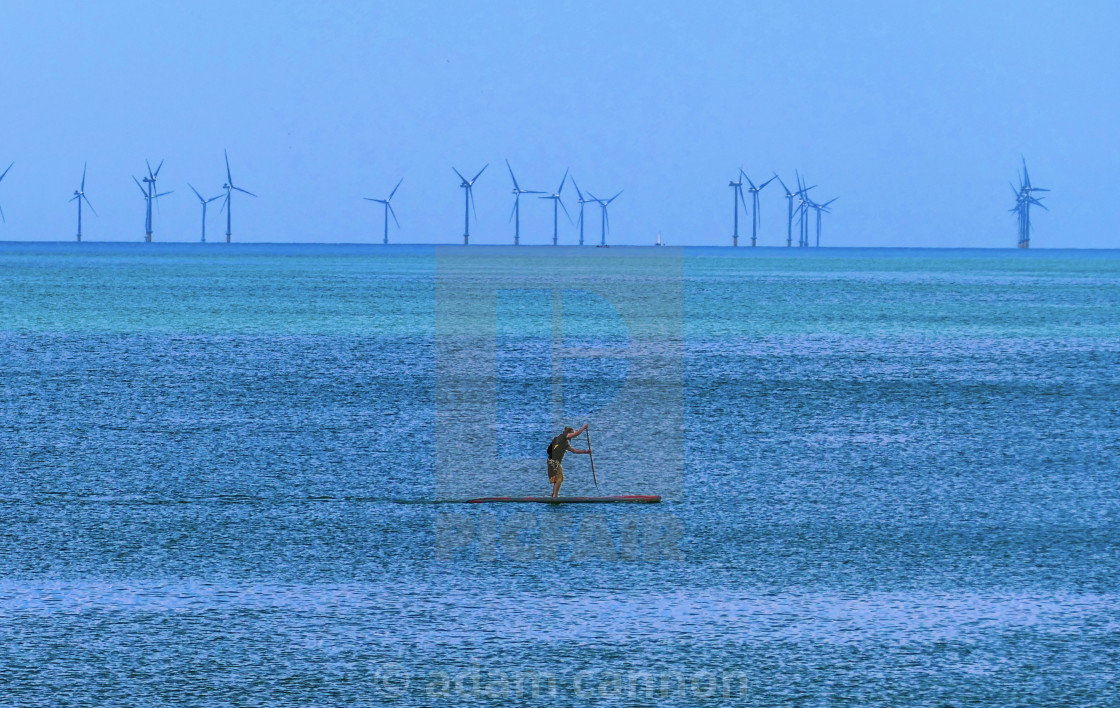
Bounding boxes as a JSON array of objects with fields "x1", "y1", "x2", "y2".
[{"x1": 1, "y1": 243, "x2": 1118, "y2": 705}]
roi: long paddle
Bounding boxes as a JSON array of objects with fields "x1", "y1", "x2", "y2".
[{"x1": 586, "y1": 428, "x2": 599, "y2": 491}]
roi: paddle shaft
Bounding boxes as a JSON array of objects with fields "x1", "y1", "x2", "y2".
[{"x1": 586, "y1": 429, "x2": 598, "y2": 490}]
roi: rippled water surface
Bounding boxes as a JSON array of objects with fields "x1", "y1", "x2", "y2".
[{"x1": 1, "y1": 243, "x2": 1118, "y2": 705}]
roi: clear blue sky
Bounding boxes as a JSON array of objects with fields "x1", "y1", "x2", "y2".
[{"x1": 0, "y1": 1, "x2": 1116, "y2": 247}]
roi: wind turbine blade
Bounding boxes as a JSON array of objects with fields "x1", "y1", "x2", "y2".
[
  {"x1": 1021, "y1": 157, "x2": 1031, "y2": 188},
  {"x1": 0, "y1": 161, "x2": 13, "y2": 182},
  {"x1": 134, "y1": 177, "x2": 147, "y2": 196},
  {"x1": 505, "y1": 159, "x2": 520, "y2": 191},
  {"x1": 220, "y1": 193, "x2": 229, "y2": 214},
  {"x1": 605, "y1": 208, "x2": 611, "y2": 234},
  {"x1": 760, "y1": 175, "x2": 776, "y2": 189},
  {"x1": 224, "y1": 150, "x2": 232, "y2": 184},
  {"x1": 0, "y1": 203, "x2": 5, "y2": 223},
  {"x1": 470, "y1": 188, "x2": 478, "y2": 222},
  {"x1": 84, "y1": 195, "x2": 97, "y2": 216},
  {"x1": 741, "y1": 170, "x2": 756, "y2": 190},
  {"x1": 608, "y1": 190, "x2": 622, "y2": 204},
  {"x1": 571, "y1": 177, "x2": 584, "y2": 201},
  {"x1": 509, "y1": 199, "x2": 518, "y2": 223},
  {"x1": 452, "y1": 166, "x2": 468, "y2": 183},
  {"x1": 189, "y1": 183, "x2": 203, "y2": 202},
  {"x1": 471, "y1": 163, "x2": 489, "y2": 182},
  {"x1": 559, "y1": 198, "x2": 572, "y2": 224},
  {"x1": 822, "y1": 197, "x2": 838, "y2": 207},
  {"x1": 364, "y1": 197, "x2": 378, "y2": 202},
  {"x1": 234, "y1": 187, "x2": 257, "y2": 197},
  {"x1": 81, "y1": 162, "x2": 87, "y2": 191},
  {"x1": 153, "y1": 159, "x2": 163, "y2": 178},
  {"x1": 388, "y1": 203, "x2": 400, "y2": 228},
  {"x1": 389, "y1": 177, "x2": 403, "y2": 201},
  {"x1": 70, "y1": 194, "x2": 79, "y2": 202},
  {"x1": 738, "y1": 188, "x2": 748, "y2": 212},
  {"x1": 207, "y1": 195, "x2": 222, "y2": 204},
  {"x1": 155, "y1": 190, "x2": 173, "y2": 198},
  {"x1": 146, "y1": 159, "x2": 154, "y2": 179},
  {"x1": 773, "y1": 173, "x2": 788, "y2": 193},
  {"x1": 1031, "y1": 187, "x2": 1050, "y2": 192},
  {"x1": 557, "y1": 168, "x2": 568, "y2": 194}
]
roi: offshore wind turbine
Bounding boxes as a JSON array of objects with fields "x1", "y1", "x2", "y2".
[
  {"x1": 135, "y1": 159, "x2": 171, "y2": 241},
  {"x1": 505, "y1": 161, "x2": 541, "y2": 245},
  {"x1": 795, "y1": 173, "x2": 816, "y2": 247},
  {"x1": 811, "y1": 197, "x2": 838, "y2": 247},
  {"x1": 453, "y1": 164, "x2": 487, "y2": 245},
  {"x1": 742, "y1": 170, "x2": 776, "y2": 247},
  {"x1": 539, "y1": 169, "x2": 572, "y2": 246},
  {"x1": 1011, "y1": 158, "x2": 1048, "y2": 248},
  {"x1": 188, "y1": 183, "x2": 222, "y2": 243},
  {"x1": 589, "y1": 190, "x2": 622, "y2": 247},
  {"x1": 363, "y1": 178, "x2": 403, "y2": 244},
  {"x1": 220, "y1": 150, "x2": 257, "y2": 243},
  {"x1": 728, "y1": 170, "x2": 748, "y2": 246},
  {"x1": 571, "y1": 177, "x2": 595, "y2": 246},
  {"x1": 70, "y1": 162, "x2": 96, "y2": 242},
  {"x1": 774, "y1": 174, "x2": 798, "y2": 247},
  {"x1": 0, "y1": 161, "x2": 13, "y2": 223}
]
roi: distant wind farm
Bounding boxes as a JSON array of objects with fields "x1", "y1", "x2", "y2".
[{"x1": 0, "y1": 153, "x2": 1050, "y2": 247}]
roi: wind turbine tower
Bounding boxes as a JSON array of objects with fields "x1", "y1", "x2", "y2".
[
  {"x1": 589, "y1": 191, "x2": 622, "y2": 247},
  {"x1": 505, "y1": 161, "x2": 541, "y2": 245},
  {"x1": 189, "y1": 183, "x2": 222, "y2": 243},
  {"x1": 70, "y1": 162, "x2": 96, "y2": 242},
  {"x1": 0, "y1": 162, "x2": 12, "y2": 224},
  {"x1": 453, "y1": 164, "x2": 487, "y2": 245},
  {"x1": 539, "y1": 169, "x2": 571, "y2": 246},
  {"x1": 364, "y1": 178, "x2": 403, "y2": 244},
  {"x1": 221, "y1": 150, "x2": 257, "y2": 243},
  {"x1": 1011, "y1": 158, "x2": 1048, "y2": 248},
  {"x1": 742, "y1": 170, "x2": 776, "y2": 246},
  {"x1": 728, "y1": 171, "x2": 747, "y2": 246}
]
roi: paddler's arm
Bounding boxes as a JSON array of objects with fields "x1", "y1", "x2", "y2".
[
  {"x1": 567, "y1": 424, "x2": 588, "y2": 439},
  {"x1": 569, "y1": 447, "x2": 591, "y2": 455}
]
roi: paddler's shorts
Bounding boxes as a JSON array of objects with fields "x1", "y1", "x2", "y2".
[{"x1": 547, "y1": 459, "x2": 563, "y2": 484}]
